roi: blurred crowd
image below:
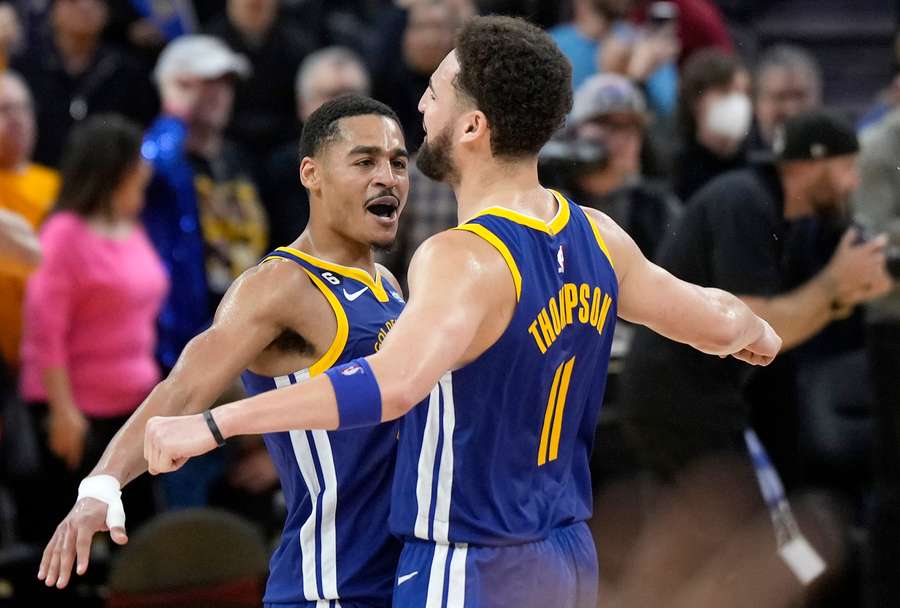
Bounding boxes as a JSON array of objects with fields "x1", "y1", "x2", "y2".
[{"x1": 0, "y1": 0, "x2": 899, "y2": 606}]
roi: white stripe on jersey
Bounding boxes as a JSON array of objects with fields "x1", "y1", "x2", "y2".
[
  {"x1": 312, "y1": 430, "x2": 339, "y2": 598},
  {"x1": 425, "y1": 543, "x2": 450, "y2": 608},
  {"x1": 279, "y1": 371, "x2": 322, "y2": 601},
  {"x1": 433, "y1": 373, "x2": 456, "y2": 543},
  {"x1": 446, "y1": 544, "x2": 468, "y2": 608},
  {"x1": 289, "y1": 428, "x2": 321, "y2": 600},
  {"x1": 414, "y1": 382, "x2": 443, "y2": 539}
]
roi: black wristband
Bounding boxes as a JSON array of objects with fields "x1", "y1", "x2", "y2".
[{"x1": 203, "y1": 409, "x2": 226, "y2": 447}]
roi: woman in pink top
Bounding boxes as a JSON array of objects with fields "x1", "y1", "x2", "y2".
[{"x1": 17, "y1": 115, "x2": 169, "y2": 543}]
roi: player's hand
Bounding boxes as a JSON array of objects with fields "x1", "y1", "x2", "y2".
[
  {"x1": 144, "y1": 414, "x2": 217, "y2": 475},
  {"x1": 38, "y1": 497, "x2": 128, "y2": 589},
  {"x1": 728, "y1": 318, "x2": 781, "y2": 366}
]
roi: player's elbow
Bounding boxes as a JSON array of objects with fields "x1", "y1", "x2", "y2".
[{"x1": 379, "y1": 374, "x2": 422, "y2": 421}]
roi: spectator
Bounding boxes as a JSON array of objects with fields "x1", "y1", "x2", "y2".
[
  {"x1": 10, "y1": 0, "x2": 158, "y2": 167},
  {"x1": 263, "y1": 46, "x2": 372, "y2": 250},
  {"x1": 369, "y1": 0, "x2": 469, "y2": 151},
  {"x1": 550, "y1": 0, "x2": 678, "y2": 117},
  {"x1": 16, "y1": 114, "x2": 167, "y2": 544},
  {"x1": 751, "y1": 44, "x2": 823, "y2": 154},
  {"x1": 673, "y1": 49, "x2": 751, "y2": 202},
  {"x1": 141, "y1": 34, "x2": 269, "y2": 511},
  {"x1": 547, "y1": 73, "x2": 680, "y2": 259},
  {"x1": 616, "y1": 111, "x2": 892, "y2": 605},
  {"x1": 630, "y1": 0, "x2": 733, "y2": 65},
  {"x1": 0, "y1": 70, "x2": 59, "y2": 370},
  {"x1": 142, "y1": 34, "x2": 267, "y2": 374},
  {"x1": 205, "y1": 0, "x2": 316, "y2": 160},
  {"x1": 853, "y1": 97, "x2": 900, "y2": 607},
  {"x1": 104, "y1": 0, "x2": 198, "y2": 65},
  {"x1": 0, "y1": 1, "x2": 22, "y2": 69}
]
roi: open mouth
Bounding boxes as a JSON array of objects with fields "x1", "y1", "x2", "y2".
[{"x1": 365, "y1": 196, "x2": 399, "y2": 219}]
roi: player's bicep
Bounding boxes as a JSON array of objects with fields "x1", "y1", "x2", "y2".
[
  {"x1": 369, "y1": 233, "x2": 495, "y2": 410},
  {"x1": 167, "y1": 263, "x2": 295, "y2": 391},
  {"x1": 581, "y1": 205, "x2": 735, "y2": 347}
]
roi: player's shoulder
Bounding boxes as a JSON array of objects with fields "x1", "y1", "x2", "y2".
[
  {"x1": 579, "y1": 205, "x2": 640, "y2": 282},
  {"x1": 412, "y1": 227, "x2": 507, "y2": 273},
  {"x1": 579, "y1": 206, "x2": 631, "y2": 249},
  {"x1": 225, "y1": 255, "x2": 320, "y2": 313}
]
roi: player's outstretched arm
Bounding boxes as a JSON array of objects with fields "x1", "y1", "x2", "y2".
[
  {"x1": 38, "y1": 260, "x2": 298, "y2": 589},
  {"x1": 582, "y1": 207, "x2": 782, "y2": 364},
  {"x1": 143, "y1": 230, "x2": 509, "y2": 473}
]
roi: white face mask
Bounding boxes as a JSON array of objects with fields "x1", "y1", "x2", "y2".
[{"x1": 704, "y1": 92, "x2": 753, "y2": 141}]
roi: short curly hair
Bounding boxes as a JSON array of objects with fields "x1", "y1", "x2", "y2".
[
  {"x1": 299, "y1": 94, "x2": 401, "y2": 161},
  {"x1": 454, "y1": 16, "x2": 572, "y2": 158}
]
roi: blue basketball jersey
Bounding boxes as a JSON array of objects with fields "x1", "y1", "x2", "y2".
[
  {"x1": 390, "y1": 191, "x2": 618, "y2": 546},
  {"x1": 241, "y1": 247, "x2": 405, "y2": 607}
]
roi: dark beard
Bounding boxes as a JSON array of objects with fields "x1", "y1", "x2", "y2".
[{"x1": 416, "y1": 127, "x2": 458, "y2": 184}]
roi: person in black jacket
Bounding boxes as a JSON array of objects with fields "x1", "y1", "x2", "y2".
[{"x1": 11, "y1": 0, "x2": 158, "y2": 168}]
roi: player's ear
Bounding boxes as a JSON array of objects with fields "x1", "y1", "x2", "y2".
[
  {"x1": 299, "y1": 156, "x2": 319, "y2": 190},
  {"x1": 459, "y1": 110, "x2": 488, "y2": 145}
]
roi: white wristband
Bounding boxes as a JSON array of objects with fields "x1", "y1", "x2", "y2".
[{"x1": 77, "y1": 475, "x2": 126, "y2": 530}]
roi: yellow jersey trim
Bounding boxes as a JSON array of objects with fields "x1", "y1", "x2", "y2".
[
  {"x1": 259, "y1": 257, "x2": 350, "y2": 377},
  {"x1": 538, "y1": 362, "x2": 564, "y2": 466},
  {"x1": 453, "y1": 224, "x2": 522, "y2": 302},
  {"x1": 585, "y1": 216, "x2": 615, "y2": 270},
  {"x1": 549, "y1": 356, "x2": 575, "y2": 461},
  {"x1": 274, "y1": 246, "x2": 389, "y2": 302},
  {"x1": 301, "y1": 268, "x2": 350, "y2": 377},
  {"x1": 466, "y1": 189, "x2": 571, "y2": 236}
]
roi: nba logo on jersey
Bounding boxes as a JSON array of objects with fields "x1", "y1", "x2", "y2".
[{"x1": 557, "y1": 245, "x2": 565, "y2": 274}]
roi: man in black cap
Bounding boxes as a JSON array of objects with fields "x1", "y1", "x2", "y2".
[{"x1": 610, "y1": 110, "x2": 893, "y2": 607}]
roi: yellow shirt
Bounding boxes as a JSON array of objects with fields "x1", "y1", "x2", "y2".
[{"x1": 0, "y1": 163, "x2": 60, "y2": 366}]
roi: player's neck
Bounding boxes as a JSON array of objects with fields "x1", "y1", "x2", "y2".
[
  {"x1": 454, "y1": 156, "x2": 549, "y2": 224},
  {"x1": 291, "y1": 225, "x2": 377, "y2": 277}
]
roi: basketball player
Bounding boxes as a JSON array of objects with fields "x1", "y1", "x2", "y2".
[
  {"x1": 39, "y1": 95, "x2": 409, "y2": 608},
  {"x1": 142, "y1": 17, "x2": 781, "y2": 607}
]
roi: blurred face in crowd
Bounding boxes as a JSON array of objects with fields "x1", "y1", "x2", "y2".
[
  {"x1": 404, "y1": 0, "x2": 461, "y2": 76},
  {"x1": 300, "y1": 61, "x2": 371, "y2": 122},
  {"x1": 0, "y1": 73, "x2": 36, "y2": 170},
  {"x1": 51, "y1": 0, "x2": 108, "y2": 41},
  {"x1": 755, "y1": 66, "x2": 821, "y2": 145},
  {"x1": 163, "y1": 73, "x2": 236, "y2": 132},
  {"x1": 417, "y1": 50, "x2": 465, "y2": 184},
  {"x1": 805, "y1": 154, "x2": 859, "y2": 222},
  {"x1": 193, "y1": 76, "x2": 235, "y2": 131},
  {"x1": 111, "y1": 158, "x2": 153, "y2": 220},
  {"x1": 302, "y1": 115, "x2": 410, "y2": 250},
  {"x1": 695, "y1": 69, "x2": 752, "y2": 157},
  {"x1": 228, "y1": 0, "x2": 278, "y2": 37},
  {"x1": 577, "y1": 112, "x2": 643, "y2": 179}
]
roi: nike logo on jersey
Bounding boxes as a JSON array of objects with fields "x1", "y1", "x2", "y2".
[
  {"x1": 397, "y1": 571, "x2": 419, "y2": 586},
  {"x1": 343, "y1": 286, "x2": 368, "y2": 301}
]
